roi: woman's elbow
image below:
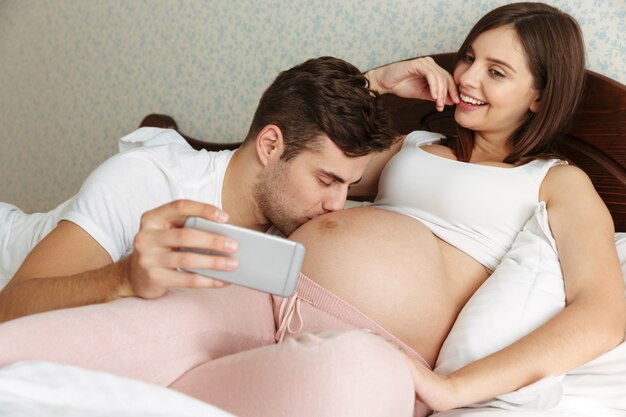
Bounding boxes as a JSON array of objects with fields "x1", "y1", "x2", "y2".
[
  {"x1": 598, "y1": 297, "x2": 626, "y2": 351},
  {"x1": 609, "y1": 302, "x2": 626, "y2": 346}
]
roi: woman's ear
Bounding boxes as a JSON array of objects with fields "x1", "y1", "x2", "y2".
[
  {"x1": 255, "y1": 125, "x2": 284, "y2": 166},
  {"x1": 529, "y1": 93, "x2": 541, "y2": 113}
]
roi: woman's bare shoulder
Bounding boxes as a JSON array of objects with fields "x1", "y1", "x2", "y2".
[
  {"x1": 540, "y1": 162, "x2": 598, "y2": 202},
  {"x1": 545, "y1": 162, "x2": 592, "y2": 185}
]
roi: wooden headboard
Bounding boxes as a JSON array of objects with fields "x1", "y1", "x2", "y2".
[{"x1": 140, "y1": 53, "x2": 626, "y2": 231}]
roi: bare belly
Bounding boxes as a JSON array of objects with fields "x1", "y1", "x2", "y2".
[{"x1": 289, "y1": 206, "x2": 490, "y2": 366}]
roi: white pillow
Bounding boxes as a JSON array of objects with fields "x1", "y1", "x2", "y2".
[{"x1": 435, "y1": 202, "x2": 565, "y2": 375}]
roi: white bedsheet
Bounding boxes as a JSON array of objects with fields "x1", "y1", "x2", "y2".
[{"x1": 0, "y1": 361, "x2": 235, "y2": 417}]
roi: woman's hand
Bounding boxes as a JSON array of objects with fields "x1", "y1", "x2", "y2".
[
  {"x1": 400, "y1": 351, "x2": 466, "y2": 412},
  {"x1": 365, "y1": 57, "x2": 459, "y2": 112}
]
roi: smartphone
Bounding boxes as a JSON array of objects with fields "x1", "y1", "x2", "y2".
[{"x1": 181, "y1": 217, "x2": 305, "y2": 297}]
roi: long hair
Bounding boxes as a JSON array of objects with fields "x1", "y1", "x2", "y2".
[{"x1": 451, "y1": 2, "x2": 586, "y2": 164}]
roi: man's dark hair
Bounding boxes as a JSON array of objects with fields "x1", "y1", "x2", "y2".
[{"x1": 244, "y1": 56, "x2": 395, "y2": 160}]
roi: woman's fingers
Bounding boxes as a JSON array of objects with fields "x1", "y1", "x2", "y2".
[
  {"x1": 445, "y1": 71, "x2": 460, "y2": 105},
  {"x1": 411, "y1": 57, "x2": 456, "y2": 111},
  {"x1": 371, "y1": 56, "x2": 458, "y2": 110}
]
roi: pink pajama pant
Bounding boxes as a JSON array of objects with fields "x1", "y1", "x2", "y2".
[{"x1": 0, "y1": 274, "x2": 430, "y2": 417}]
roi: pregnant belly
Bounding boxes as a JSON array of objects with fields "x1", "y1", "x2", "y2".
[{"x1": 289, "y1": 206, "x2": 489, "y2": 366}]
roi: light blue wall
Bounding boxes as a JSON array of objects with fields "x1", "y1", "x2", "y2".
[{"x1": 1, "y1": 0, "x2": 624, "y2": 212}]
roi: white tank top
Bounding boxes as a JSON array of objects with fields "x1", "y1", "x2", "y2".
[{"x1": 373, "y1": 131, "x2": 562, "y2": 271}]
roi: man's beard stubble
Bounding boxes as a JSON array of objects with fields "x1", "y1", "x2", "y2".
[{"x1": 253, "y1": 165, "x2": 301, "y2": 237}]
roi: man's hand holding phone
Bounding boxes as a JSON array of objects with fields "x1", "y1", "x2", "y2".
[
  {"x1": 127, "y1": 200, "x2": 239, "y2": 299},
  {"x1": 181, "y1": 217, "x2": 304, "y2": 297}
]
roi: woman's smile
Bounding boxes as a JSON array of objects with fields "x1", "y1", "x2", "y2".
[{"x1": 457, "y1": 93, "x2": 487, "y2": 111}]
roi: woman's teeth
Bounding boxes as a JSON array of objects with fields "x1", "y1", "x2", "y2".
[{"x1": 460, "y1": 93, "x2": 486, "y2": 105}]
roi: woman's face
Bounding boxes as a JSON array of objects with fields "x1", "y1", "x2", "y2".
[{"x1": 453, "y1": 25, "x2": 540, "y2": 141}]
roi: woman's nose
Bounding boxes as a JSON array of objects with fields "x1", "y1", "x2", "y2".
[{"x1": 457, "y1": 63, "x2": 480, "y2": 90}]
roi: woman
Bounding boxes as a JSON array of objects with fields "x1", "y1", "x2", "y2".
[{"x1": 280, "y1": 1, "x2": 625, "y2": 411}]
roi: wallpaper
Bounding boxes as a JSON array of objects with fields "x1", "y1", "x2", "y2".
[{"x1": 1, "y1": 0, "x2": 624, "y2": 212}]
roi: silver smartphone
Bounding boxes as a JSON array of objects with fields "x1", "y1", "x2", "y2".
[{"x1": 182, "y1": 217, "x2": 305, "y2": 297}]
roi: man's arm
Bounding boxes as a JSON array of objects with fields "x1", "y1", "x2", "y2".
[
  {"x1": 0, "y1": 221, "x2": 122, "y2": 322},
  {"x1": 0, "y1": 200, "x2": 240, "y2": 323}
]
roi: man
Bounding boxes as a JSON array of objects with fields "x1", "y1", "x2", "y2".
[
  {"x1": 0, "y1": 56, "x2": 462, "y2": 417},
  {"x1": 0, "y1": 56, "x2": 395, "y2": 323}
]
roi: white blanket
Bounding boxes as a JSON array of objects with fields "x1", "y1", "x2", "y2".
[{"x1": 0, "y1": 361, "x2": 235, "y2": 417}]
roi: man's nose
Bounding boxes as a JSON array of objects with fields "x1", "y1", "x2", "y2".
[{"x1": 322, "y1": 188, "x2": 347, "y2": 212}]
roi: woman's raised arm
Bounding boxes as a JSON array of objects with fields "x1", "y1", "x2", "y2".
[{"x1": 365, "y1": 57, "x2": 459, "y2": 112}]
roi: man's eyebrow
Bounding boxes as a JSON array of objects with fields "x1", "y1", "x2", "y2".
[{"x1": 319, "y1": 169, "x2": 362, "y2": 185}]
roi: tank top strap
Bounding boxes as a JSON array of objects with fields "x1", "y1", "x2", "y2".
[
  {"x1": 402, "y1": 130, "x2": 446, "y2": 149},
  {"x1": 521, "y1": 158, "x2": 567, "y2": 192}
]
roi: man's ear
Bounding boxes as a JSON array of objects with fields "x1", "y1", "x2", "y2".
[{"x1": 255, "y1": 125, "x2": 284, "y2": 167}]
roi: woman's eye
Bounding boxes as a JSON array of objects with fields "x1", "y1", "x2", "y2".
[
  {"x1": 463, "y1": 54, "x2": 475, "y2": 63},
  {"x1": 489, "y1": 69, "x2": 505, "y2": 78}
]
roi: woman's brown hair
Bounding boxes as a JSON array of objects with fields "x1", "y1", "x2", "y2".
[{"x1": 451, "y1": 2, "x2": 586, "y2": 164}]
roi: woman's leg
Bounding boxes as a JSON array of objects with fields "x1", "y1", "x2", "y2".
[
  {"x1": 0, "y1": 285, "x2": 275, "y2": 385},
  {"x1": 170, "y1": 329, "x2": 425, "y2": 417}
]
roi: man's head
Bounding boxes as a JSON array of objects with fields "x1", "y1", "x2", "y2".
[
  {"x1": 243, "y1": 56, "x2": 394, "y2": 159},
  {"x1": 243, "y1": 56, "x2": 395, "y2": 235}
]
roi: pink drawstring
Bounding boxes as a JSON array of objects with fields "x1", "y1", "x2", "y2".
[{"x1": 275, "y1": 292, "x2": 303, "y2": 343}]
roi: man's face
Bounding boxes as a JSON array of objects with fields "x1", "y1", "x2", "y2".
[{"x1": 254, "y1": 135, "x2": 371, "y2": 236}]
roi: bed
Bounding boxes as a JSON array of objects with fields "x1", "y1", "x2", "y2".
[{"x1": 1, "y1": 53, "x2": 625, "y2": 416}]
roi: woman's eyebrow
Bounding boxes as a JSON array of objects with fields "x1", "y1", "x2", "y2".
[
  {"x1": 487, "y1": 58, "x2": 517, "y2": 73},
  {"x1": 468, "y1": 45, "x2": 517, "y2": 73}
]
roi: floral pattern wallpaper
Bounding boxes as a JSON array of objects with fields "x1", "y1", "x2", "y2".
[{"x1": 1, "y1": 0, "x2": 624, "y2": 212}]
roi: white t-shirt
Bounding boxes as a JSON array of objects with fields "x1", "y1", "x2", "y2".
[
  {"x1": 61, "y1": 128, "x2": 235, "y2": 262},
  {"x1": 0, "y1": 199, "x2": 75, "y2": 287},
  {"x1": 0, "y1": 128, "x2": 234, "y2": 285}
]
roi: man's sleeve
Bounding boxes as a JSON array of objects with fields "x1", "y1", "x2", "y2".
[{"x1": 61, "y1": 150, "x2": 174, "y2": 262}]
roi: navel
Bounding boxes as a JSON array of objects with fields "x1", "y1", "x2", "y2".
[{"x1": 319, "y1": 219, "x2": 339, "y2": 230}]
